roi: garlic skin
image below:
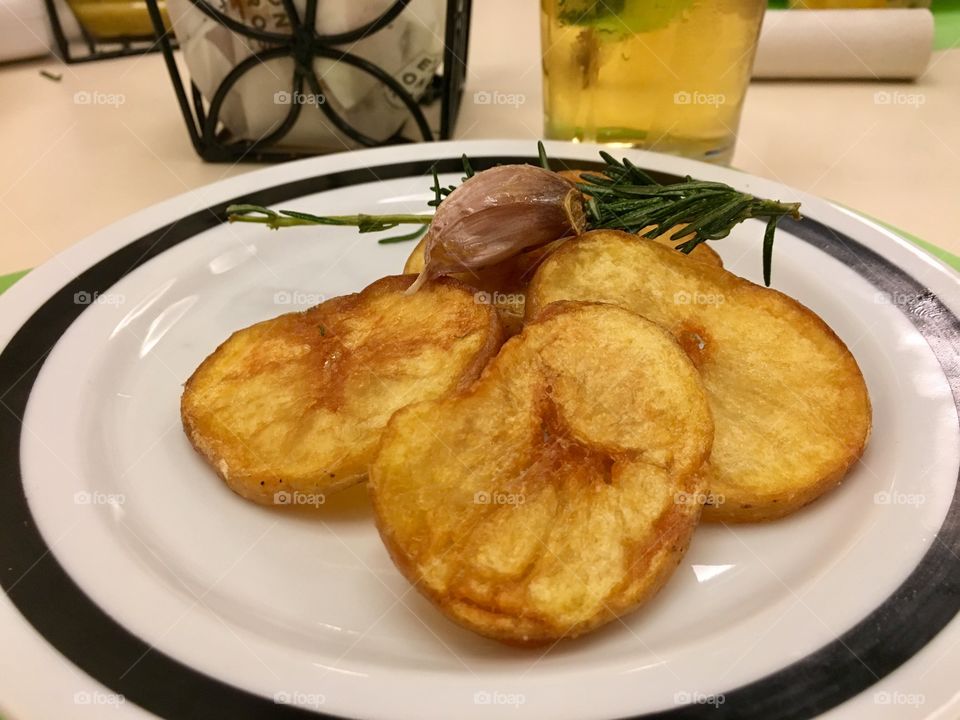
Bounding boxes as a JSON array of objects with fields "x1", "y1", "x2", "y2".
[{"x1": 408, "y1": 165, "x2": 587, "y2": 293}]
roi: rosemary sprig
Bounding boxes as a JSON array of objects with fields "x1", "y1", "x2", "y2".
[
  {"x1": 226, "y1": 144, "x2": 801, "y2": 286},
  {"x1": 578, "y1": 151, "x2": 800, "y2": 284},
  {"x1": 227, "y1": 154, "x2": 476, "y2": 242},
  {"x1": 427, "y1": 154, "x2": 475, "y2": 208},
  {"x1": 226, "y1": 204, "x2": 432, "y2": 232}
]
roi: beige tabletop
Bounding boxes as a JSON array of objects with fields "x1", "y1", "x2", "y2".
[{"x1": 0, "y1": 0, "x2": 958, "y2": 276}]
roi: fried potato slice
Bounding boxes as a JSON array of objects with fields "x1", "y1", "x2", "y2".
[
  {"x1": 181, "y1": 275, "x2": 503, "y2": 506},
  {"x1": 370, "y1": 302, "x2": 713, "y2": 644},
  {"x1": 403, "y1": 237, "x2": 555, "y2": 335},
  {"x1": 526, "y1": 231, "x2": 871, "y2": 522},
  {"x1": 403, "y1": 233, "x2": 717, "y2": 339}
]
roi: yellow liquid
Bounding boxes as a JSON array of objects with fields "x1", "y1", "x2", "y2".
[{"x1": 541, "y1": 0, "x2": 766, "y2": 163}]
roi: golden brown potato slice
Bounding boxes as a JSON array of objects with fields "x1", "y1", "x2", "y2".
[
  {"x1": 404, "y1": 232, "x2": 716, "y2": 337},
  {"x1": 370, "y1": 302, "x2": 713, "y2": 644},
  {"x1": 403, "y1": 237, "x2": 555, "y2": 335},
  {"x1": 401, "y1": 236, "x2": 427, "y2": 275},
  {"x1": 526, "y1": 231, "x2": 871, "y2": 523},
  {"x1": 182, "y1": 276, "x2": 502, "y2": 506}
]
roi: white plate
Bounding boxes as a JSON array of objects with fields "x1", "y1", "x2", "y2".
[{"x1": 1, "y1": 140, "x2": 958, "y2": 720}]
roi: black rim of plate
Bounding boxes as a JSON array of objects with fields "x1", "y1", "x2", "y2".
[{"x1": 0, "y1": 155, "x2": 958, "y2": 720}]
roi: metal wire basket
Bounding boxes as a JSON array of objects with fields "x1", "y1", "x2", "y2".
[{"x1": 144, "y1": 0, "x2": 472, "y2": 162}]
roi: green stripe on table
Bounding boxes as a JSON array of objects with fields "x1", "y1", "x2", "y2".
[
  {"x1": 933, "y1": 0, "x2": 960, "y2": 49},
  {"x1": 767, "y1": 1, "x2": 960, "y2": 50},
  {"x1": 834, "y1": 205, "x2": 960, "y2": 271},
  {"x1": 0, "y1": 269, "x2": 28, "y2": 294},
  {"x1": 872, "y1": 222, "x2": 960, "y2": 270}
]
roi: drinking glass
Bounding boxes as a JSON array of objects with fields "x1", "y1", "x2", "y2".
[{"x1": 540, "y1": 0, "x2": 767, "y2": 164}]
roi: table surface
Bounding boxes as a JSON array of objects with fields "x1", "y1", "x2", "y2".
[{"x1": 1, "y1": 0, "x2": 958, "y2": 276}]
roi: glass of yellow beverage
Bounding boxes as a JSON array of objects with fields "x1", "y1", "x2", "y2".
[{"x1": 540, "y1": 0, "x2": 767, "y2": 164}]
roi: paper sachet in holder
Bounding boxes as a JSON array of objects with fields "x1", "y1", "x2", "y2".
[{"x1": 166, "y1": 0, "x2": 446, "y2": 151}]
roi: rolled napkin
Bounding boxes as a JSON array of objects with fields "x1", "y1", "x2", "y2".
[
  {"x1": 0, "y1": 0, "x2": 81, "y2": 61},
  {"x1": 753, "y1": 9, "x2": 934, "y2": 80}
]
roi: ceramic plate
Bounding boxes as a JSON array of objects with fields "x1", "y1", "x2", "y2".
[{"x1": 1, "y1": 140, "x2": 958, "y2": 720}]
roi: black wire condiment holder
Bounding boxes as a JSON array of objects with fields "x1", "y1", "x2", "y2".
[{"x1": 144, "y1": 0, "x2": 472, "y2": 162}]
